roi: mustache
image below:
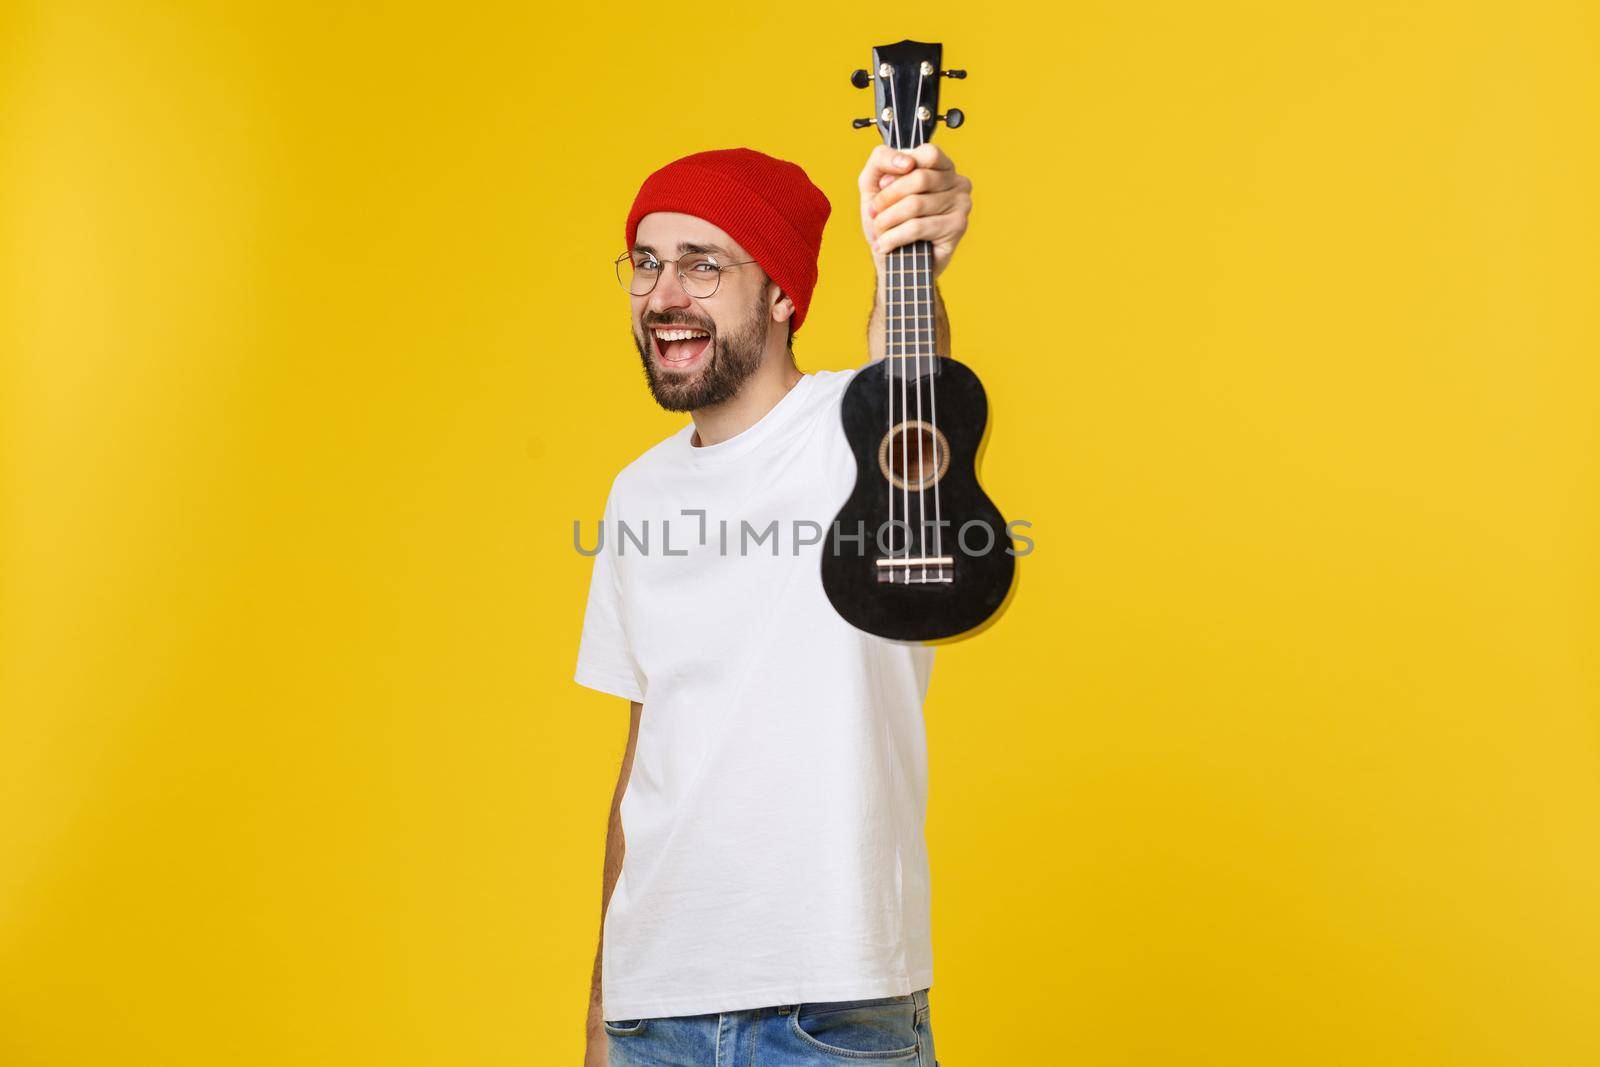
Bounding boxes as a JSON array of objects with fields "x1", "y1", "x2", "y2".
[{"x1": 642, "y1": 315, "x2": 715, "y2": 331}]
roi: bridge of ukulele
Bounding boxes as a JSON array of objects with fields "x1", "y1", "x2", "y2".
[{"x1": 875, "y1": 555, "x2": 954, "y2": 584}]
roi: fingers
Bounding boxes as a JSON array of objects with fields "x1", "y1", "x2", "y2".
[
  {"x1": 875, "y1": 207, "x2": 969, "y2": 257},
  {"x1": 873, "y1": 214, "x2": 937, "y2": 256},
  {"x1": 859, "y1": 143, "x2": 955, "y2": 198},
  {"x1": 860, "y1": 143, "x2": 969, "y2": 262},
  {"x1": 870, "y1": 167, "x2": 971, "y2": 215},
  {"x1": 857, "y1": 144, "x2": 917, "y2": 197},
  {"x1": 906, "y1": 143, "x2": 953, "y2": 171},
  {"x1": 869, "y1": 189, "x2": 966, "y2": 238}
]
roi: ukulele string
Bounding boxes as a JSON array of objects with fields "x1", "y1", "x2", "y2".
[
  {"x1": 911, "y1": 64, "x2": 931, "y2": 583},
  {"x1": 915, "y1": 61, "x2": 934, "y2": 585},
  {"x1": 883, "y1": 136, "x2": 895, "y2": 582},
  {"x1": 915, "y1": 69, "x2": 945, "y2": 581},
  {"x1": 887, "y1": 67, "x2": 910, "y2": 580},
  {"x1": 883, "y1": 70, "x2": 896, "y2": 580}
]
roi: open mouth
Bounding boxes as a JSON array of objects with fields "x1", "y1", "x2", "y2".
[{"x1": 652, "y1": 326, "x2": 712, "y2": 369}]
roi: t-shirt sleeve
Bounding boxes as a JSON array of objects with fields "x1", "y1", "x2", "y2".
[{"x1": 574, "y1": 483, "x2": 646, "y2": 703}]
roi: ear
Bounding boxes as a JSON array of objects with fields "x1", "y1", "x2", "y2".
[{"x1": 768, "y1": 284, "x2": 795, "y2": 325}]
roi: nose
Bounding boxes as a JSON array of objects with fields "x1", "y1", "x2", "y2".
[{"x1": 644, "y1": 262, "x2": 693, "y2": 318}]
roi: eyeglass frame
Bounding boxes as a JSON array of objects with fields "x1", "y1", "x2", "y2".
[{"x1": 613, "y1": 249, "x2": 760, "y2": 299}]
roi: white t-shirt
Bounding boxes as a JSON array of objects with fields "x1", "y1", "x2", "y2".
[{"x1": 574, "y1": 368, "x2": 937, "y2": 1020}]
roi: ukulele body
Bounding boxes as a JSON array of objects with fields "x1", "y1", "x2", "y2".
[{"x1": 822, "y1": 355, "x2": 1014, "y2": 642}]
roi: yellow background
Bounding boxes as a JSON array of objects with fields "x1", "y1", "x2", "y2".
[{"x1": 3, "y1": 2, "x2": 1597, "y2": 1064}]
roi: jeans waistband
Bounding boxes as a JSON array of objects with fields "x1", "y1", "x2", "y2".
[{"x1": 776, "y1": 987, "x2": 930, "y2": 1015}]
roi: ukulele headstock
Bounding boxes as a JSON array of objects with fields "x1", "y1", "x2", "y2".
[{"x1": 851, "y1": 40, "x2": 966, "y2": 149}]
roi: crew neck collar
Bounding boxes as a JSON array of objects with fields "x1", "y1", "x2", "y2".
[{"x1": 682, "y1": 374, "x2": 817, "y2": 466}]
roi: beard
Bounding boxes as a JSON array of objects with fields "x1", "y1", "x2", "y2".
[{"x1": 632, "y1": 286, "x2": 770, "y2": 413}]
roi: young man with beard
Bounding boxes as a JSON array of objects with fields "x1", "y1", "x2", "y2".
[{"x1": 577, "y1": 143, "x2": 972, "y2": 1067}]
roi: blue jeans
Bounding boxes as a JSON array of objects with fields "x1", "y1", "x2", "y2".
[{"x1": 605, "y1": 988, "x2": 938, "y2": 1066}]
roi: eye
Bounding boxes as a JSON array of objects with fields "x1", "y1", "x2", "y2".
[
  {"x1": 635, "y1": 259, "x2": 661, "y2": 272},
  {"x1": 691, "y1": 262, "x2": 720, "y2": 273}
]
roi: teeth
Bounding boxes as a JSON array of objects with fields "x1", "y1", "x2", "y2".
[{"x1": 654, "y1": 328, "x2": 710, "y2": 342}]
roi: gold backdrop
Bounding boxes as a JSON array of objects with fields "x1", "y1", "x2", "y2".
[{"x1": 1, "y1": 2, "x2": 1596, "y2": 1064}]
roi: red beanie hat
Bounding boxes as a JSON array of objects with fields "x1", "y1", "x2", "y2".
[{"x1": 624, "y1": 148, "x2": 832, "y2": 332}]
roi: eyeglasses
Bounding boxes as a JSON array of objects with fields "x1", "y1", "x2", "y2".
[{"x1": 613, "y1": 250, "x2": 758, "y2": 299}]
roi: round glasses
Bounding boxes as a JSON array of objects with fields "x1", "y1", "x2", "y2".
[{"x1": 614, "y1": 251, "x2": 757, "y2": 299}]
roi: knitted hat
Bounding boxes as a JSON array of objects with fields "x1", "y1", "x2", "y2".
[{"x1": 624, "y1": 148, "x2": 832, "y2": 332}]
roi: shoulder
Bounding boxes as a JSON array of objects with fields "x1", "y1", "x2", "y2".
[
  {"x1": 808, "y1": 366, "x2": 861, "y2": 404},
  {"x1": 800, "y1": 367, "x2": 863, "y2": 428},
  {"x1": 608, "y1": 423, "x2": 693, "y2": 499}
]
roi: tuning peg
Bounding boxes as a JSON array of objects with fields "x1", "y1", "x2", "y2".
[
  {"x1": 852, "y1": 117, "x2": 877, "y2": 129},
  {"x1": 850, "y1": 69, "x2": 872, "y2": 89},
  {"x1": 938, "y1": 108, "x2": 965, "y2": 128},
  {"x1": 942, "y1": 69, "x2": 967, "y2": 79}
]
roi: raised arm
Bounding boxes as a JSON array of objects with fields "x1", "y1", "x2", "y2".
[
  {"x1": 867, "y1": 273, "x2": 950, "y2": 362},
  {"x1": 858, "y1": 143, "x2": 970, "y2": 362}
]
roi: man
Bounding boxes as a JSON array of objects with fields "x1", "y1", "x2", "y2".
[{"x1": 577, "y1": 143, "x2": 972, "y2": 1067}]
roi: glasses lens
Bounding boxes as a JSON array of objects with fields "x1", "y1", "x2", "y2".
[
  {"x1": 618, "y1": 254, "x2": 660, "y2": 296},
  {"x1": 677, "y1": 254, "x2": 721, "y2": 298}
]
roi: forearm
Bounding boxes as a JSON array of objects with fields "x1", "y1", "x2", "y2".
[
  {"x1": 588, "y1": 762, "x2": 630, "y2": 1038},
  {"x1": 866, "y1": 269, "x2": 951, "y2": 362}
]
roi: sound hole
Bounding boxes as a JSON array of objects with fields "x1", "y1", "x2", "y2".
[{"x1": 878, "y1": 420, "x2": 951, "y2": 491}]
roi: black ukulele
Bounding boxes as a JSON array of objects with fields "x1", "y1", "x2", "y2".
[{"x1": 822, "y1": 39, "x2": 1015, "y2": 643}]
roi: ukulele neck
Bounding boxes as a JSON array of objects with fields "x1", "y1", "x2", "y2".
[{"x1": 883, "y1": 237, "x2": 942, "y2": 378}]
